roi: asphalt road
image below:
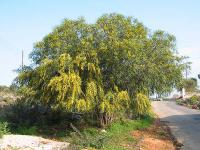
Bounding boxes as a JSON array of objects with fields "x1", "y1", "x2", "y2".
[{"x1": 152, "y1": 101, "x2": 200, "y2": 150}]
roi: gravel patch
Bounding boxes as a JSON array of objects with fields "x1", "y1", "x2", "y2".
[{"x1": 0, "y1": 135, "x2": 69, "y2": 150}]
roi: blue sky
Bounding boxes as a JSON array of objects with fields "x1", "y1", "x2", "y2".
[{"x1": 0, "y1": 0, "x2": 200, "y2": 86}]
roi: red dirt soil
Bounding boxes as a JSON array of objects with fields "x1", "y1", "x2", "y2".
[{"x1": 132, "y1": 119, "x2": 176, "y2": 150}]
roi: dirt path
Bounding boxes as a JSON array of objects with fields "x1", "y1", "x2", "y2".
[
  {"x1": 152, "y1": 101, "x2": 200, "y2": 150},
  {"x1": 133, "y1": 119, "x2": 175, "y2": 150}
]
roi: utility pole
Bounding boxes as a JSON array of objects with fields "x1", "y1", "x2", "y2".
[
  {"x1": 21, "y1": 50, "x2": 24, "y2": 68},
  {"x1": 185, "y1": 67, "x2": 188, "y2": 79}
]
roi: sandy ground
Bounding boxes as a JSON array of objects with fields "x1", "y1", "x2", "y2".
[{"x1": 152, "y1": 101, "x2": 200, "y2": 150}]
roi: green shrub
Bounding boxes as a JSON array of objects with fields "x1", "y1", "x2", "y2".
[
  {"x1": 176, "y1": 95, "x2": 200, "y2": 109},
  {"x1": 182, "y1": 78, "x2": 197, "y2": 92},
  {"x1": 5, "y1": 98, "x2": 49, "y2": 126},
  {"x1": 176, "y1": 99, "x2": 183, "y2": 105},
  {"x1": 0, "y1": 121, "x2": 10, "y2": 138},
  {"x1": 69, "y1": 128, "x2": 107, "y2": 149},
  {"x1": 188, "y1": 95, "x2": 200, "y2": 105},
  {"x1": 185, "y1": 95, "x2": 200, "y2": 106},
  {"x1": 15, "y1": 126, "x2": 38, "y2": 135},
  {"x1": 6, "y1": 98, "x2": 84, "y2": 128}
]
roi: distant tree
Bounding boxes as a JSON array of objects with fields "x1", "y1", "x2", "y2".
[{"x1": 183, "y1": 78, "x2": 197, "y2": 92}]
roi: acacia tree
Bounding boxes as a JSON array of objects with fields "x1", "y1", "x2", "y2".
[
  {"x1": 17, "y1": 52, "x2": 129, "y2": 126},
  {"x1": 15, "y1": 13, "x2": 186, "y2": 126},
  {"x1": 94, "y1": 14, "x2": 185, "y2": 96}
]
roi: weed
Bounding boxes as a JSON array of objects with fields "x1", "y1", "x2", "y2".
[{"x1": 0, "y1": 121, "x2": 10, "y2": 138}]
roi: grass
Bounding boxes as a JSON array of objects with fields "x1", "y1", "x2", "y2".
[
  {"x1": 0, "y1": 117, "x2": 153, "y2": 149},
  {"x1": 68, "y1": 117, "x2": 154, "y2": 150},
  {"x1": 102, "y1": 117, "x2": 153, "y2": 150}
]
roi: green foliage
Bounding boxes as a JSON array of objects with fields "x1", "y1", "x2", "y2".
[
  {"x1": 0, "y1": 86, "x2": 15, "y2": 94},
  {"x1": 182, "y1": 78, "x2": 197, "y2": 92},
  {"x1": 14, "y1": 13, "x2": 186, "y2": 126},
  {"x1": 134, "y1": 93, "x2": 152, "y2": 116},
  {"x1": 0, "y1": 85, "x2": 17, "y2": 104},
  {"x1": 188, "y1": 95, "x2": 199, "y2": 105},
  {"x1": 176, "y1": 99, "x2": 183, "y2": 105},
  {"x1": 15, "y1": 52, "x2": 130, "y2": 126},
  {"x1": 69, "y1": 118, "x2": 153, "y2": 150},
  {"x1": 176, "y1": 95, "x2": 200, "y2": 109},
  {"x1": 0, "y1": 121, "x2": 10, "y2": 138},
  {"x1": 69, "y1": 128, "x2": 107, "y2": 149},
  {"x1": 5, "y1": 97, "x2": 81, "y2": 127},
  {"x1": 5, "y1": 98, "x2": 44, "y2": 125},
  {"x1": 14, "y1": 126, "x2": 38, "y2": 135}
]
